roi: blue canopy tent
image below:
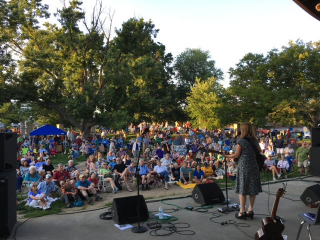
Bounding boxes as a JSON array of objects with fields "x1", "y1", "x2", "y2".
[{"x1": 29, "y1": 125, "x2": 67, "y2": 136}]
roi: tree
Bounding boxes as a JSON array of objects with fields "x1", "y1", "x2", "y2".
[
  {"x1": 174, "y1": 48, "x2": 223, "y2": 106},
  {"x1": 268, "y1": 40, "x2": 320, "y2": 128},
  {"x1": 186, "y1": 77, "x2": 229, "y2": 130},
  {"x1": 1, "y1": 0, "x2": 176, "y2": 137},
  {"x1": 227, "y1": 53, "x2": 275, "y2": 127}
]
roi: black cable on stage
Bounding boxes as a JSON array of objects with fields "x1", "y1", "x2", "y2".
[
  {"x1": 13, "y1": 218, "x2": 30, "y2": 240},
  {"x1": 209, "y1": 218, "x2": 253, "y2": 239},
  {"x1": 149, "y1": 222, "x2": 195, "y2": 237}
]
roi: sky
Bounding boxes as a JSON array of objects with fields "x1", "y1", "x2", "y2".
[{"x1": 43, "y1": 0, "x2": 320, "y2": 86}]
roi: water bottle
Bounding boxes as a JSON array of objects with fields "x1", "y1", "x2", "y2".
[{"x1": 158, "y1": 206, "x2": 163, "y2": 219}]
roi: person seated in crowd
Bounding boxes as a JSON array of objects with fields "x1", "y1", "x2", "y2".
[
  {"x1": 37, "y1": 174, "x2": 56, "y2": 198},
  {"x1": 24, "y1": 152, "x2": 34, "y2": 164},
  {"x1": 172, "y1": 150, "x2": 179, "y2": 161},
  {"x1": 35, "y1": 156, "x2": 46, "y2": 171},
  {"x1": 265, "y1": 155, "x2": 279, "y2": 181},
  {"x1": 113, "y1": 158, "x2": 132, "y2": 192},
  {"x1": 277, "y1": 155, "x2": 290, "y2": 179},
  {"x1": 209, "y1": 161, "x2": 217, "y2": 177},
  {"x1": 161, "y1": 153, "x2": 174, "y2": 179},
  {"x1": 171, "y1": 163, "x2": 180, "y2": 181},
  {"x1": 265, "y1": 145, "x2": 275, "y2": 159},
  {"x1": 201, "y1": 162, "x2": 214, "y2": 180},
  {"x1": 28, "y1": 182, "x2": 49, "y2": 210},
  {"x1": 138, "y1": 159, "x2": 151, "y2": 191},
  {"x1": 19, "y1": 159, "x2": 30, "y2": 177},
  {"x1": 42, "y1": 158, "x2": 54, "y2": 176},
  {"x1": 215, "y1": 153, "x2": 225, "y2": 169},
  {"x1": 107, "y1": 151, "x2": 116, "y2": 163},
  {"x1": 124, "y1": 154, "x2": 132, "y2": 166},
  {"x1": 223, "y1": 143, "x2": 230, "y2": 153},
  {"x1": 76, "y1": 174, "x2": 102, "y2": 203},
  {"x1": 38, "y1": 170, "x2": 46, "y2": 181},
  {"x1": 24, "y1": 166, "x2": 40, "y2": 185},
  {"x1": 66, "y1": 160, "x2": 80, "y2": 180},
  {"x1": 53, "y1": 163, "x2": 71, "y2": 186},
  {"x1": 61, "y1": 179, "x2": 80, "y2": 208},
  {"x1": 39, "y1": 145, "x2": 48, "y2": 156},
  {"x1": 186, "y1": 155, "x2": 196, "y2": 168},
  {"x1": 155, "y1": 146, "x2": 164, "y2": 159},
  {"x1": 99, "y1": 162, "x2": 118, "y2": 193},
  {"x1": 88, "y1": 172, "x2": 100, "y2": 192},
  {"x1": 180, "y1": 161, "x2": 192, "y2": 185},
  {"x1": 97, "y1": 156, "x2": 104, "y2": 169},
  {"x1": 187, "y1": 150, "x2": 194, "y2": 160},
  {"x1": 193, "y1": 164, "x2": 207, "y2": 184},
  {"x1": 176, "y1": 156, "x2": 185, "y2": 167},
  {"x1": 109, "y1": 157, "x2": 117, "y2": 169},
  {"x1": 89, "y1": 157, "x2": 99, "y2": 174},
  {"x1": 117, "y1": 147, "x2": 127, "y2": 159},
  {"x1": 227, "y1": 162, "x2": 237, "y2": 181},
  {"x1": 284, "y1": 144, "x2": 295, "y2": 171},
  {"x1": 144, "y1": 148, "x2": 152, "y2": 161}
]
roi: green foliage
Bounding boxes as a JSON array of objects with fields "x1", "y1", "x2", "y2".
[
  {"x1": 1, "y1": 1, "x2": 177, "y2": 137},
  {"x1": 186, "y1": 77, "x2": 228, "y2": 129},
  {"x1": 174, "y1": 48, "x2": 223, "y2": 107}
]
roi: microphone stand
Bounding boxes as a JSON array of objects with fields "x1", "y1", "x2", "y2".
[
  {"x1": 132, "y1": 135, "x2": 147, "y2": 233},
  {"x1": 220, "y1": 147, "x2": 234, "y2": 213}
]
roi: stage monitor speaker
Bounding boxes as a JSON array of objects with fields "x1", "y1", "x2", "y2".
[
  {"x1": 294, "y1": 0, "x2": 320, "y2": 21},
  {"x1": 310, "y1": 147, "x2": 320, "y2": 177},
  {"x1": 111, "y1": 195, "x2": 149, "y2": 225},
  {"x1": 192, "y1": 182, "x2": 225, "y2": 205},
  {"x1": 300, "y1": 184, "x2": 320, "y2": 206},
  {"x1": 312, "y1": 128, "x2": 320, "y2": 147},
  {"x1": 0, "y1": 171, "x2": 17, "y2": 238},
  {"x1": 0, "y1": 132, "x2": 17, "y2": 172}
]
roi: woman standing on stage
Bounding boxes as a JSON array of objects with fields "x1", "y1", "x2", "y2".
[{"x1": 223, "y1": 123, "x2": 262, "y2": 220}]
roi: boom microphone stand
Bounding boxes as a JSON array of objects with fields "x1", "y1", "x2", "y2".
[{"x1": 132, "y1": 135, "x2": 147, "y2": 233}]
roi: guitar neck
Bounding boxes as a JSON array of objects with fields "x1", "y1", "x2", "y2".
[{"x1": 271, "y1": 189, "x2": 283, "y2": 219}]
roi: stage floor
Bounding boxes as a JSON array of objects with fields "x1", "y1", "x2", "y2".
[{"x1": 7, "y1": 177, "x2": 320, "y2": 240}]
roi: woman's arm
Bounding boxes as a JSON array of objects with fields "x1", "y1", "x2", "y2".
[{"x1": 223, "y1": 144, "x2": 241, "y2": 159}]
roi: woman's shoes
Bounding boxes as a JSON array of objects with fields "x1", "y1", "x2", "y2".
[
  {"x1": 235, "y1": 212, "x2": 247, "y2": 220},
  {"x1": 247, "y1": 211, "x2": 254, "y2": 220}
]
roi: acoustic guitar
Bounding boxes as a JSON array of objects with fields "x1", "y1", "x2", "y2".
[{"x1": 254, "y1": 186, "x2": 286, "y2": 240}]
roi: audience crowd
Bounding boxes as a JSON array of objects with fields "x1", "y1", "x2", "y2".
[{"x1": 15, "y1": 123, "x2": 309, "y2": 209}]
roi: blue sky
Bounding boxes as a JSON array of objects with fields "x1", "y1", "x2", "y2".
[{"x1": 44, "y1": 0, "x2": 320, "y2": 86}]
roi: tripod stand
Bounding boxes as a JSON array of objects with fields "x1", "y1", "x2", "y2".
[{"x1": 131, "y1": 135, "x2": 147, "y2": 233}]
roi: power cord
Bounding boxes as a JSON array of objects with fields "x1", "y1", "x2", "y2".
[
  {"x1": 209, "y1": 218, "x2": 253, "y2": 239},
  {"x1": 149, "y1": 222, "x2": 195, "y2": 236}
]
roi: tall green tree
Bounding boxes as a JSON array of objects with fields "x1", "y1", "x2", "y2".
[
  {"x1": 227, "y1": 53, "x2": 275, "y2": 127},
  {"x1": 174, "y1": 48, "x2": 223, "y2": 106},
  {"x1": 186, "y1": 77, "x2": 229, "y2": 130},
  {"x1": 1, "y1": 0, "x2": 176, "y2": 137}
]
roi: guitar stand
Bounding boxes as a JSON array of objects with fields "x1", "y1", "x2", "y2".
[{"x1": 296, "y1": 220, "x2": 313, "y2": 240}]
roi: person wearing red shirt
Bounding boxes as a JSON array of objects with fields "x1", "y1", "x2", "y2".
[
  {"x1": 53, "y1": 163, "x2": 71, "y2": 186},
  {"x1": 88, "y1": 172, "x2": 100, "y2": 191}
]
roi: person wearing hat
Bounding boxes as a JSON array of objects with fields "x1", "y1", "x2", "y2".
[
  {"x1": 37, "y1": 174, "x2": 56, "y2": 198},
  {"x1": 76, "y1": 174, "x2": 102, "y2": 203},
  {"x1": 187, "y1": 150, "x2": 194, "y2": 160}
]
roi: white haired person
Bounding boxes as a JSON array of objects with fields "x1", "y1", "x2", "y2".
[
  {"x1": 66, "y1": 160, "x2": 80, "y2": 180},
  {"x1": 24, "y1": 166, "x2": 40, "y2": 186},
  {"x1": 28, "y1": 182, "x2": 49, "y2": 210}
]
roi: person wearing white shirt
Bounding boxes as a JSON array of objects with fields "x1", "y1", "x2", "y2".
[
  {"x1": 277, "y1": 155, "x2": 290, "y2": 179},
  {"x1": 151, "y1": 160, "x2": 171, "y2": 190},
  {"x1": 264, "y1": 155, "x2": 279, "y2": 181}
]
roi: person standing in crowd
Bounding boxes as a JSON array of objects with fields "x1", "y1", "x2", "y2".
[
  {"x1": 296, "y1": 141, "x2": 310, "y2": 176},
  {"x1": 223, "y1": 123, "x2": 262, "y2": 220},
  {"x1": 275, "y1": 134, "x2": 285, "y2": 154},
  {"x1": 132, "y1": 139, "x2": 141, "y2": 162}
]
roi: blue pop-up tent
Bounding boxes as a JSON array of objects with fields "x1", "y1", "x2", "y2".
[{"x1": 29, "y1": 125, "x2": 67, "y2": 136}]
